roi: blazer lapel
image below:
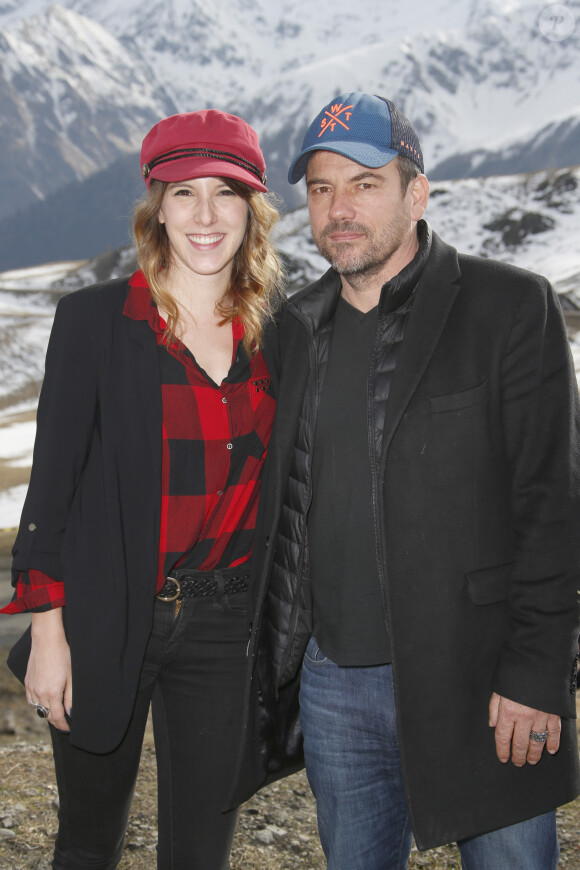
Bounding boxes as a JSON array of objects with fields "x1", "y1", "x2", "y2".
[
  {"x1": 123, "y1": 313, "x2": 163, "y2": 460},
  {"x1": 381, "y1": 234, "x2": 462, "y2": 455},
  {"x1": 102, "y1": 309, "x2": 162, "y2": 597}
]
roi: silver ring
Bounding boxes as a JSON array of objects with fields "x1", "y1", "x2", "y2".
[
  {"x1": 529, "y1": 729, "x2": 549, "y2": 742},
  {"x1": 30, "y1": 702, "x2": 51, "y2": 719}
]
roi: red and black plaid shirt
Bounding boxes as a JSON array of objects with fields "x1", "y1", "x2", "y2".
[{"x1": 2, "y1": 270, "x2": 275, "y2": 611}]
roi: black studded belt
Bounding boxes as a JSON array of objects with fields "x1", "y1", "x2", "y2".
[{"x1": 156, "y1": 563, "x2": 249, "y2": 602}]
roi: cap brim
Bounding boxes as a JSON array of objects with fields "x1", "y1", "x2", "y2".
[
  {"x1": 147, "y1": 156, "x2": 267, "y2": 192},
  {"x1": 288, "y1": 142, "x2": 399, "y2": 184}
]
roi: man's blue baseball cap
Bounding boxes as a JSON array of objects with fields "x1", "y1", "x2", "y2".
[{"x1": 288, "y1": 92, "x2": 424, "y2": 184}]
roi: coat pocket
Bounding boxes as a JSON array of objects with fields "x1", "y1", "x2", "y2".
[
  {"x1": 465, "y1": 561, "x2": 514, "y2": 605},
  {"x1": 429, "y1": 378, "x2": 489, "y2": 415}
]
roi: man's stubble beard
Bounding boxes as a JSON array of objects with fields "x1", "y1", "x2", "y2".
[{"x1": 313, "y1": 217, "x2": 408, "y2": 284}]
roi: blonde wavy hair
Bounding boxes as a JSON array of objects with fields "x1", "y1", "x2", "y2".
[{"x1": 132, "y1": 178, "x2": 285, "y2": 354}]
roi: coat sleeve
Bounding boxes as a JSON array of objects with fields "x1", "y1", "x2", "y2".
[
  {"x1": 492, "y1": 277, "x2": 580, "y2": 716},
  {"x1": 10, "y1": 290, "x2": 100, "y2": 586}
]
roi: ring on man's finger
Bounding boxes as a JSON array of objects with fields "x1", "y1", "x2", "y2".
[{"x1": 529, "y1": 729, "x2": 549, "y2": 742}]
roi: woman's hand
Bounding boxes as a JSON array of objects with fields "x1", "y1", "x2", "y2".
[{"x1": 26, "y1": 608, "x2": 72, "y2": 732}]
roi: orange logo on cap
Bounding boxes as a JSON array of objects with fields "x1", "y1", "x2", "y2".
[
  {"x1": 318, "y1": 103, "x2": 354, "y2": 138},
  {"x1": 401, "y1": 139, "x2": 421, "y2": 163}
]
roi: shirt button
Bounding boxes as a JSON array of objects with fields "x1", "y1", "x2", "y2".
[
  {"x1": 28, "y1": 523, "x2": 36, "y2": 532},
  {"x1": 217, "y1": 490, "x2": 223, "y2": 497},
  {"x1": 226, "y1": 442, "x2": 233, "y2": 450},
  {"x1": 222, "y1": 396, "x2": 228, "y2": 404}
]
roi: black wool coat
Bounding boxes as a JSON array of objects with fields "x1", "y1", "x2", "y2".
[
  {"x1": 229, "y1": 229, "x2": 580, "y2": 849},
  {"x1": 8, "y1": 277, "x2": 280, "y2": 754}
]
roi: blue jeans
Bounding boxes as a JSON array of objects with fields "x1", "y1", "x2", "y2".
[{"x1": 300, "y1": 637, "x2": 559, "y2": 870}]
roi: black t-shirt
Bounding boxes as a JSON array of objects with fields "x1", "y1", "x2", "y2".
[{"x1": 308, "y1": 296, "x2": 391, "y2": 666}]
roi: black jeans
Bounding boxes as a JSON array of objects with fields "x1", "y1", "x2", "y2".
[{"x1": 50, "y1": 586, "x2": 249, "y2": 869}]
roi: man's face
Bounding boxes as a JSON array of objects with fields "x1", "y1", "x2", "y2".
[{"x1": 305, "y1": 151, "x2": 420, "y2": 283}]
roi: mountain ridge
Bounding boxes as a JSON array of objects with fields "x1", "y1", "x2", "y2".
[{"x1": 0, "y1": 0, "x2": 578, "y2": 268}]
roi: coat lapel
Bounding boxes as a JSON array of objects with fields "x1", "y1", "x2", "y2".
[
  {"x1": 381, "y1": 233, "x2": 462, "y2": 455},
  {"x1": 100, "y1": 302, "x2": 163, "y2": 600},
  {"x1": 123, "y1": 314, "x2": 163, "y2": 462}
]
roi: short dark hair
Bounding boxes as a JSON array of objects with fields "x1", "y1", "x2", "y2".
[{"x1": 396, "y1": 154, "x2": 421, "y2": 196}]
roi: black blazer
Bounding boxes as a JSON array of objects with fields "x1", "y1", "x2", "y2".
[{"x1": 8, "y1": 277, "x2": 280, "y2": 753}]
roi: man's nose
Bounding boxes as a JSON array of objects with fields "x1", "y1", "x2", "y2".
[{"x1": 328, "y1": 191, "x2": 356, "y2": 221}]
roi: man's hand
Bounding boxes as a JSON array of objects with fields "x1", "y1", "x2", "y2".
[{"x1": 489, "y1": 692, "x2": 560, "y2": 766}]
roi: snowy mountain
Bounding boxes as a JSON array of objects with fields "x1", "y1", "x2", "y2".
[
  {"x1": 0, "y1": 0, "x2": 579, "y2": 269},
  {"x1": 0, "y1": 5, "x2": 176, "y2": 221}
]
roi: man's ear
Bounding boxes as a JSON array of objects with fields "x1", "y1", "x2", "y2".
[{"x1": 410, "y1": 174, "x2": 430, "y2": 222}]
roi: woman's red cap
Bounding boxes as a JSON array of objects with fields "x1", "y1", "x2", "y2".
[{"x1": 140, "y1": 110, "x2": 267, "y2": 192}]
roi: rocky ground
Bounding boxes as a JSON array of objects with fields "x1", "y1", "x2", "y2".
[{"x1": 0, "y1": 657, "x2": 579, "y2": 870}]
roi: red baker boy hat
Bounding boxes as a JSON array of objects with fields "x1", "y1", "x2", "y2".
[{"x1": 140, "y1": 110, "x2": 268, "y2": 192}]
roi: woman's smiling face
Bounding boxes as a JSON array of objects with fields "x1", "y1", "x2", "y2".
[{"x1": 158, "y1": 176, "x2": 249, "y2": 285}]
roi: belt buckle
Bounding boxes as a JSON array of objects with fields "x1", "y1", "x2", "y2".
[{"x1": 156, "y1": 576, "x2": 181, "y2": 602}]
